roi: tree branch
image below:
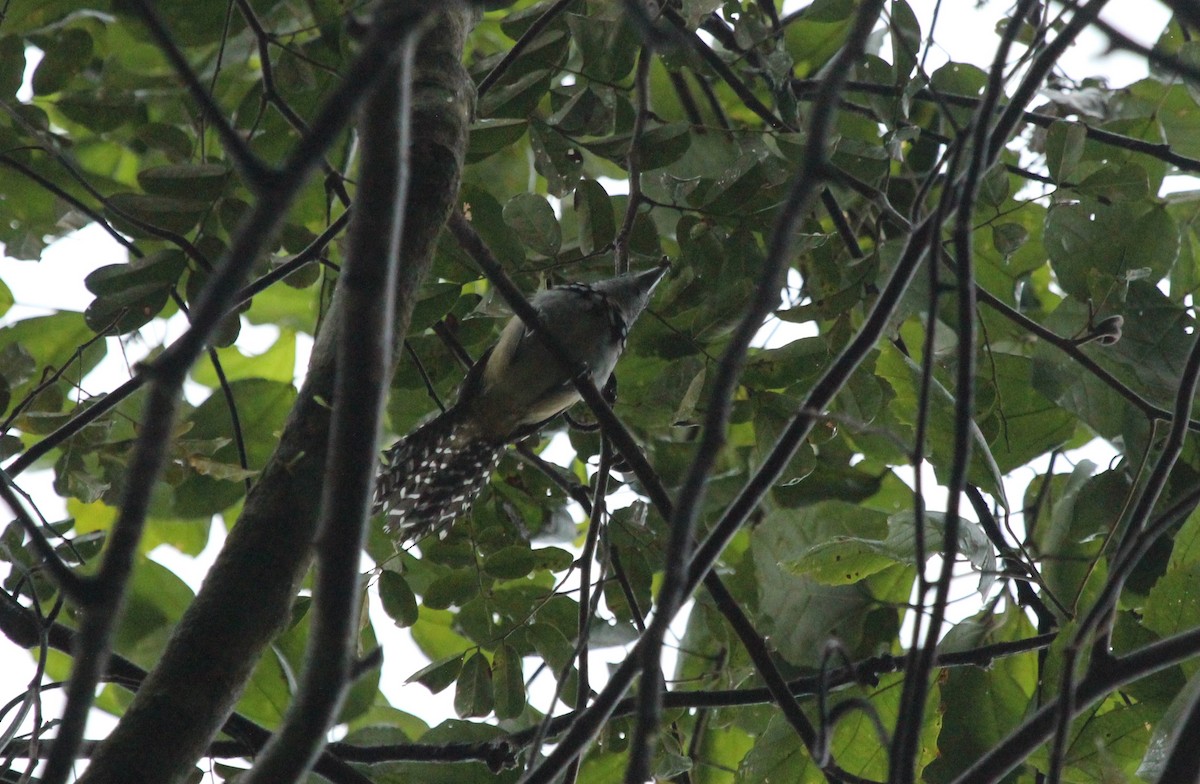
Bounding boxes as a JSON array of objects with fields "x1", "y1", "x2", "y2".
[
  {"x1": 625, "y1": 2, "x2": 885, "y2": 779},
  {"x1": 74, "y1": 9, "x2": 474, "y2": 783},
  {"x1": 241, "y1": 13, "x2": 426, "y2": 784},
  {"x1": 951, "y1": 625, "x2": 1200, "y2": 784},
  {"x1": 893, "y1": 1, "x2": 1035, "y2": 776},
  {"x1": 126, "y1": 0, "x2": 272, "y2": 190}
]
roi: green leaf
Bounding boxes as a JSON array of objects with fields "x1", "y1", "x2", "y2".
[
  {"x1": 890, "y1": 0, "x2": 921, "y2": 80},
  {"x1": 0, "y1": 312, "x2": 106, "y2": 395},
  {"x1": 502, "y1": 193, "x2": 561, "y2": 257},
  {"x1": 175, "y1": 379, "x2": 297, "y2": 516},
  {"x1": 528, "y1": 120, "x2": 583, "y2": 198},
  {"x1": 483, "y1": 545, "x2": 537, "y2": 579},
  {"x1": 0, "y1": 37, "x2": 27, "y2": 98},
  {"x1": 478, "y1": 69, "x2": 552, "y2": 119},
  {"x1": 784, "y1": 0, "x2": 855, "y2": 77},
  {"x1": 1045, "y1": 120, "x2": 1087, "y2": 183},
  {"x1": 527, "y1": 622, "x2": 574, "y2": 672},
  {"x1": 409, "y1": 283, "x2": 463, "y2": 333},
  {"x1": 454, "y1": 652, "x2": 494, "y2": 718},
  {"x1": 461, "y1": 185, "x2": 526, "y2": 267},
  {"x1": 990, "y1": 222, "x2": 1028, "y2": 257},
  {"x1": 565, "y1": 13, "x2": 637, "y2": 83},
  {"x1": 546, "y1": 84, "x2": 612, "y2": 136},
  {"x1": 1028, "y1": 700, "x2": 1155, "y2": 780},
  {"x1": 780, "y1": 534, "x2": 895, "y2": 584},
  {"x1": 654, "y1": 733, "x2": 693, "y2": 779},
  {"x1": 137, "y1": 163, "x2": 230, "y2": 201},
  {"x1": 581, "y1": 123, "x2": 693, "y2": 172},
  {"x1": 345, "y1": 705, "x2": 429, "y2": 740},
  {"x1": 1044, "y1": 201, "x2": 1179, "y2": 300},
  {"x1": 32, "y1": 28, "x2": 93, "y2": 95},
  {"x1": 874, "y1": 344, "x2": 1008, "y2": 504},
  {"x1": 190, "y1": 330, "x2": 297, "y2": 387},
  {"x1": 928, "y1": 61, "x2": 989, "y2": 127},
  {"x1": 925, "y1": 611, "x2": 1037, "y2": 781},
  {"x1": 751, "y1": 504, "x2": 898, "y2": 666},
  {"x1": 1139, "y1": 671, "x2": 1200, "y2": 780},
  {"x1": 233, "y1": 643, "x2": 293, "y2": 727},
  {"x1": 411, "y1": 607, "x2": 474, "y2": 664},
  {"x1": 783, "y1": 510, "x2": 993, "y2": 590},
  {"x1": 491, "y1": 642, "x2": 525, "y2": 719},
  {"x1": 83, "y1": 250, "x2": 187, "y2": 334},
  {"x1": 743, "y1": 337, "x2": 829, "y2": 389},
  {"x1": 105, "y1": 192, "x2": 208, "y2": 237},
  {"x1": 1178, "y1": 40, "x2": 1200, "y2": 106},
  {"x1": 423, "y1": 569, "x2": 480, "y2": 610},
  {"x1": 529, "y1": 546, "x2": 574, "y2": 573},
  {"x1": 1074, "y1": 163, "x2": 1150, "y2": 202},
  {"x1": 136, "y1": 122, "x2": 195, "y2": 160},
  {"x1": 58, "y1": 93, "x2": 145, "y2": 133},
  {"x1": 184, "y1": 456, "x2": 258, "y2": 482},
  {"x1": 977, "y1": 353, "x2": 1074, "y2": 473},
  {"x1": 467, "y1": 119, "x2": 529, "y2": 163},
  {"x1": 84, "y1": 283, "x2": 170, "y2": 335},
  {"x1": 574, "y1": 177, "x2": 615, "y2": 254},
  {"x1": 1032, "y1": 283, "x2": 1187, "y2": 449},
  {"x1": 379, "y1": 570, "x2": 419, "y2": 628},
  {"x1": 85, "y1": 251, "x2": 187, "y2": 297},
  {"x1": 739, "y1": 673, "x2": 939, "y2": 782},
  {"x1": 408, "y1": 653, "x2": 465, "y2": 695}
]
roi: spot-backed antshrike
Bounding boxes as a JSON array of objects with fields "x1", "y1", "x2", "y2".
[{"x1": 373, "y1": 264, "x2": 668, "y2": 542}]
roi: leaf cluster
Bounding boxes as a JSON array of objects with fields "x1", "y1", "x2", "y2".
[{"x1": 3, "y1": 2, "x2": 1200, "y2": 784}]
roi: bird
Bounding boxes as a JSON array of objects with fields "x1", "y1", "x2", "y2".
[{"x1": 373, "y1": 264, "x2": 669, "y2": 543}]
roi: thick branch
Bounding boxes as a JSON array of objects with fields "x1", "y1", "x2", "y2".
[
  {"x1": 74, "y1": 10, "x2": 474, "y2": 784},
  {"x1": 242, "y1": 16, "x2": 425, "y2": 784}
]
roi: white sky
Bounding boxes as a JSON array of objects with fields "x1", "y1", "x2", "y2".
[{"x1": 0, "y1": 0, "x2": 1184, "y2": 771}]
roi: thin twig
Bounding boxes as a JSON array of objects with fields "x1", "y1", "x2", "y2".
[
  {"x1": 623, "y1": 2, "x2": 885, "y2": 780},
  {"x1": 613, "y1": 47, "x2": 651, "y2": 274},
  {"x1": 0, "y1": 472, "x2": 85, "y2": 601},
  {"x1": 792, "y1": 79, "x2": 1200, "y2": 174},
  {"x1": 562, "y1": 437, "x2": 612, "y2": 784},
  {"x1": 893, "y1": 0, "x2": 1037, "y2": 774},
  {"x1": 127, "y1": 0, "x2": 272, "y2": 190},
  {"x1": 477, "y1": 0, "x2": 576, "y2": 100},
  {"x1": 661, "y1": 5, "x2": 791, "y2": 131}
]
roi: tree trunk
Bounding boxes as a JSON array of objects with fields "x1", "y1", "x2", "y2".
[{"x1": 77, "y1": 10, "x2": 475, "y2": 783}]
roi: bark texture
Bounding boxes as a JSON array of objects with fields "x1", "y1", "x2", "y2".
[{"x1": 78, "y1": 10, "x2": 475, "y2": 783}]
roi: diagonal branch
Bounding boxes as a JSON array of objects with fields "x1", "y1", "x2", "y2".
[
  {"x1": 126, "y1": 0, "x2": 273, "y2": 190},
  {"x1": 892, "y1": 2, "x2": 1037, "y2": 777},
  {"x1": 70, "y1": 8, "x2": 473, "y2": 784},
  {"x1": 951, "y1": 624, "x2": 1200, "y2": 784},
  {"x1": 792, "y1": 80, "x2": 1200, "y2": 174},
  {"x1": 624, "y1": 2, "x2": 885, "y2": 780},
  {"x1": 241, "y1": 17, "x2": 426, "y2": 783}
]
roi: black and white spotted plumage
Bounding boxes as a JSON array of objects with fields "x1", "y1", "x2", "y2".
[
  {"x1": 373, "y1": 264, "x2": 668, "y2": 543},
  {"x1": 374, "y1": 412, "x2": 503, "y2": 539}
]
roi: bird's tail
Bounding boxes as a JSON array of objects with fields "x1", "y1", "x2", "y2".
[{"x1": 373, "y1": 411, "x2": 504, "y2": 542}]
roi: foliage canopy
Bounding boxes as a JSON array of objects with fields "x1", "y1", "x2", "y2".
[{"x1": 2, "y1": 1, "x2": 1200, "y2": 783}]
